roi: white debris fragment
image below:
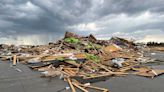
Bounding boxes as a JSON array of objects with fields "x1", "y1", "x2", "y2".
[
  {"x1": 41, "y1": 71, "x2": 48, "y2": 75},
  {"x1": 28, "y1": 58, "x2": 41, "y2": 63},
  {"x1": 151, "y1": 53, "x2": 156, "y2": 55},
  {"x1": 111, "y1": 58, "x2": 125, "y2": 68},
  {"x1": 65, "y1": 86, "x2": 70, "y2": 90},
  {"x1": 84, "y1": 83, "x2": 91, "y2": 86},
  {"x1": 152, "y1": 70, "x2": 158, "y2": 76}
]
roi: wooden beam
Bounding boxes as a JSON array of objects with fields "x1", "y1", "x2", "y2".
[
  {"x1": 79, "y1": 84, "x2": 109, "y2": 92},
  {"x1": 67, "y1": 78, "x2": 76, "y2": 92},
  {"x1": 13, "y1": 55, "x2": 17, "y2": 66},
  {"x1": 72, "y1": 82, "x2": 89, "y2": 92},
  {"x1": 93, "y1": 62, "x2": 112, "y2": 73}
]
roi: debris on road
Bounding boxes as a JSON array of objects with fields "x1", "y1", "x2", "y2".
[{"x1": 0, "y1": 31, "x2": 163, "y2": 92}]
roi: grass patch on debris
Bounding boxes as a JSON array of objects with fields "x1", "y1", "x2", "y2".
[
  {"x1": 86, "y1": 42, "x2": 102, "y2": 49},
  {"x1": 86, "y1": 74, "x2": 91, "y2": 77},
  {"x1": 65, "y1": 60, "x2": 77, "y2": 63},
  {"x1": 56, "y1": 57, "x2": 65, "y2": 61},
  {"x1": 85, "y1": 53, "x2": 100, "y2": 63},
  {"x1": 95, "y1": 44, "x2": 102, "y2": 49},
  {"x1": 86, "y1": 42, "x2": 93, "y2": 49},
  {"x1": 64, "y1": 37, "x2": 79, "y2": 44}
]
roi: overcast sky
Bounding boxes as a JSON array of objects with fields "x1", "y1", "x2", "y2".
[{"x1": 0, "y1": 0, "x2": 164, "y2": 45}]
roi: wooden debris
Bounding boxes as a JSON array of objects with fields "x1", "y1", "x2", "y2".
[
  {"x1": 79, "y1": 83, "x2": 109, "y2": 92},
  {"x1": 132, "y1": 68, "x2": 164, "y2": 78},
  {"x1": 93, "y1": 62, "x2": 112, "y2": 73},
  {"x1": 74, "y1": 53, "x2": 86, "y2": 59},
  {"x1": 67, "y1": 78, "x2": 76, "y2": 92},
  {"x1": 64, "y1": 31, "x2": 81, "y2": 39},
  {"x1": 41, "y1": 68, "x2": 62, "y2": 77},
  {"x1": 72, "y1": 82, "x2": 89, "y2": 92},
  {"x1": 13, "y1": 55, "x2": 17, "y2": 66},
  {"x1": 64, "y1": 60, "x2": 81, "y2": 67},
  {"x1": 102, "y1": 44, "x2": 122, "y2": 53},
  {"x1": 0, "y1": 31, "x2": 162, "y2": 91}
]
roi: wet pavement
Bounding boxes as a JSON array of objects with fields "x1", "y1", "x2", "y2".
[{"x1": 0, "y1": 52, "x2": 164, "y2": 92}]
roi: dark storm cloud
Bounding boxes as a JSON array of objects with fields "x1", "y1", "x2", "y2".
[
  {"x1": 0, "y1": 0, "x2": 164, "y2": 44},
  {"x1": 94, "y1": 0, "x2": 164, "y2": 16},
  {"x1": 131, "y1": 21, "x2": 164, "y2": 31}
]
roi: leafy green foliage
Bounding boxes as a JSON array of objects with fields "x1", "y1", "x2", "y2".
[
  {"x1": 86, "y1": 42, "x2": 102, "y2": 49},
  {"x1": 94, "y1": 44, "x2": 102, "y2": 49},
  {"x1": 86, "y1": 54, "x2": 100, "y2": 63},
  {"x1": 56, "y1": 57, "x2": 65, "y2": 61},
  {"x1": 86, "y1": 42, "x2": 93, "y2": 49},
  {"x1": 64, "y1": 37, "x2": 79, "y2": 44}
]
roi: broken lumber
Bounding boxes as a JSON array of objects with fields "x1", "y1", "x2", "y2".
[
  {"x1": 79, "y1": 83, "x2": 109, "y2": 92},
  {"x1": 72, "y1": 82, "x2": 89, "y2": 92},
  {"x1": 13, "y1": 55, "x2": 17, "y2": 66},
  {"x1": 67, "y1": 78, "x2": 76, "y2": 92}
]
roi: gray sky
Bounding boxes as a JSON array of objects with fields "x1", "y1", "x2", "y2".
[{"x1": 0, "y1": 0, "x2": 164, "y2": 45}]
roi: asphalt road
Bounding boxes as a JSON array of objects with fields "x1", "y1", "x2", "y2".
[{"x1": 0, "y1": 52, "x2": 164, "y2": 92}]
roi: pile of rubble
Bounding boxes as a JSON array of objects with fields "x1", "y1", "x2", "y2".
[{"x1": 0, "y1": 32, "x2": 164, "y2": 92}]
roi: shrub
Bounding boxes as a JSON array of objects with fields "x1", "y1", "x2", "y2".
[
  {"x1": 64, "y1": 37, "x2": 79, "y2": 44},
  {"x1": 86, "y1": 53, "x2": 100, "y2": 63}
]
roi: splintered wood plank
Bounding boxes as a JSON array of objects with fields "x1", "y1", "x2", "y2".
[
  {"x1": 133, "y1": 69, "x2": 164, "y2": 78},
  {"x1": 133, "y1": 72, "x2": 155, "y2": 78},
  {"x1": 67, "y1": 78, "x2": 76, "y2": 92},
  {"x1": 93, "y1": 62, "x2": 112, "y2": 73},
  {"x1": 64, "y1": 70, "x2": 75, "y2": 76},
  {"x1": 118, "y1": 67, "x2": 131, "y2": 72},
  {"x1": 72, "y1": 82, "x2": 89, "y2": 92},
  {"x1": 79, "y1": 83, "x2": 109, "y2": 92},
  {"x1": 61, "y1": 71, "x2": 71, "y2": 76},
  {"x1": 74, "y1": 53, "x2": 86, "y2": 59},
  {"x1": 132, "y1": 67, "x2": 151, "y2": 72},
  {"x1": 63, "y1": 68, "x2": 79, "y2": 70},
  {"x1": 153, "y1": 69, "x2": 164, "y2": 75},
  {"x1": 84, "y1": 73, "x2": 112, "y2": 79},
  {"x1": 66, "y1": 69, "x2": 76, "y2": 75},
  {"x1": 65, "y1": 60, "x2": 80, "y2": 67},
  {"x1": 13, "y1": 55, "x2": 17, "y2": 66}
]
